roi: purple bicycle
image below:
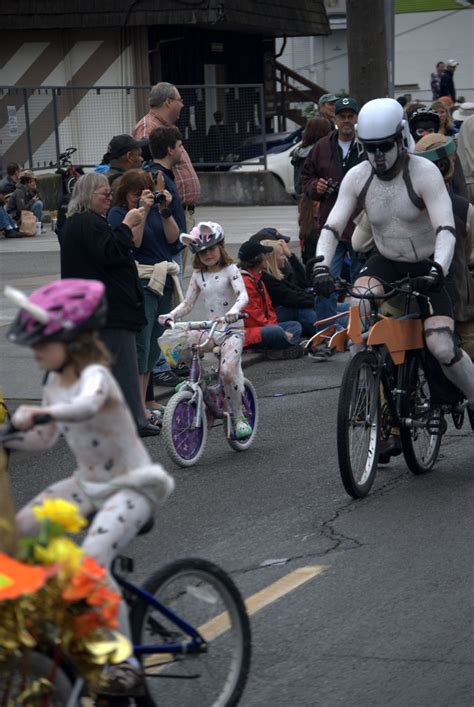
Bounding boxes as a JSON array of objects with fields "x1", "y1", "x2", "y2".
[{"x1": 161, "y1": 318, "x2": 259, "y2": 468}]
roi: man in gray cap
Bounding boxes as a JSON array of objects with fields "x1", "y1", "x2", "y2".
[{"x1": 317, "y1": 93, "x2": 337, "y2": 128}]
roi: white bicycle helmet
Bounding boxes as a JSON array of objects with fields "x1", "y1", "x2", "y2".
[
  {"x1": 356, "y1": 98, "x2": 404, "y2": 143},
  {"x1": 180, "y1": 221, "x2": 225, "y2": 254}
]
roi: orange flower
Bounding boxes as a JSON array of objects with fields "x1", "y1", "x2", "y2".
[
  {"x1": 0, "y1": 552, "x2": 48, "y2": 600},
  {"x1": 62, "y1": 555, "x2": 107, "y2": 601},
  {"x1": 74, "y1": 610, "x2": 103, "y2": 637},
  {"x1": 87, "y1": 585, "x2": 120, "y2": 607}
]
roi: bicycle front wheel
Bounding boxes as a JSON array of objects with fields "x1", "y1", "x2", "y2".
[
  {"x1": 162, "y1": 390, "x2": 207, "y2": 467},
  {"x1": 400, "y1": 352, "x2": 442, "y2": 474},
  {"x1": 131, "y1": 558, "x2": 251, "y2": 707},
  {"x1": 337, "y1": 351, "x2": 380, "y2": 498},
  {"x1": 2, "y1": 651, "x2": 73, "y2": 705},
  {"x1": 226, "y1": 378, "x2": 259, "y2": 452}
]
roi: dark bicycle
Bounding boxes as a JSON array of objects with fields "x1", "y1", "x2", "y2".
[{"x1": 307, "y1": 261, "x2": 470, "y2": 498}]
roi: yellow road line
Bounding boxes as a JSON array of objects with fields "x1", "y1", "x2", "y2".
[
  {"x1": 144, "y1": 564, "x2": 327, "y2": 674},
  {"x1": 200, "y1": 564, "x2": 327, "y2": 641}
]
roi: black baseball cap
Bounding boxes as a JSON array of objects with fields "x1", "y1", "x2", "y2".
[
  {"x1": 249, "y1": 227, "x2": 291, "y2": 244},
  {"x1": 238, "y1": 240, "x2": 274, "y2": 261},
  {"x1": 107, "y1": 134, "x2": 141, "y2": 159}
]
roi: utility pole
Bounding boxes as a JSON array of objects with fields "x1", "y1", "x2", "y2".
[{"x1": 346, "y1": 0, "x2": 394, "y2": 105}]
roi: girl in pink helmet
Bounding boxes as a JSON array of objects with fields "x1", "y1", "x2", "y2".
[
  {"x1": 4, "y1": 278, "x2": 174, "y2": 694},
  {"x1": 159, "y1": 222, "x2": 252, "y2": 438}
]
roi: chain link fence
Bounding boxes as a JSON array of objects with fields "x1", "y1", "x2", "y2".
[{"x1": 0, "y1": 84, "x2": 267, "y2": 173}]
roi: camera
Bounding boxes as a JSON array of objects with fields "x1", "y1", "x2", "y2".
[
  {"x1": 152, "y1": 191, "x2": 167, "y2": 205},
  {"x1": 324, "y1": 178, "x2": 339, "y2": 198}
]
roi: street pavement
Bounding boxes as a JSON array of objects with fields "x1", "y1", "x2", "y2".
[
  {"x1": 7, "y1": 353, "x2": 473, "y2": 705},
  {"x1": 2, "y1": 204, "x2": 474, "y2": 704}
]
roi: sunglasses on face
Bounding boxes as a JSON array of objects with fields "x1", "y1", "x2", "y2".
[
  {"x1": 415, "y1": 127, "x2": 436, "y2": 137},
  {"x1": 364, "y1": 140, "x2": 396, "y2": 154},
  {"x1": 94, "y1": 190, "x2": 114, "y2": 197}
]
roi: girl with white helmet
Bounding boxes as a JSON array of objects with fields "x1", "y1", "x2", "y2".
[
  {"x1": 312, "y1": 97, "x2": 474, "y2": 427},
  {"x1": 4, "y1": 278, "x2": 174, "y2": 693},
  {"x1": 159, "y1": 222, "x2": 252, "y2": 438}
]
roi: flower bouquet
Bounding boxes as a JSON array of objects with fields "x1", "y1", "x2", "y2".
[{"x1": 0, "y1": 498, "x2": 131, "y2": 701}]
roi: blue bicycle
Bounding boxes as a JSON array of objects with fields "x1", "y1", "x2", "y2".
[{"x1": 0, "y1": 420, "x2": 251, "y2": 706}]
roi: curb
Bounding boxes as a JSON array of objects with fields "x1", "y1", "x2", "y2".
[{"x1": 5, "y1": 353, "x2": 267, "y2": 408}]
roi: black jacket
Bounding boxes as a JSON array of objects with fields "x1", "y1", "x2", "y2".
[
  {"x1": 439, "y1": 69, "x2": 456, "y2": 102},
  {"x1": 262, "y1": 270, "x2": 314, "y2": 309},
  {"x1": 59, "y1": 211, "x2": 146, "y2": 332}
]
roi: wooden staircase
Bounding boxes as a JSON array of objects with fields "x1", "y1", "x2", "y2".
[{"x1": 275, "y1": 60, "x2": 327, "y2": 130}]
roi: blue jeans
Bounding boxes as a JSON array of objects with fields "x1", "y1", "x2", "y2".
[
  {"x1": 252, "y1": 321, "x2": 302, "y2": 350},
  {"x1": 0, "y1": 208, "x2": 15, "y2": 230},
  {"x1": 31, "y1": 200, "x2": 43, "y2": 224},
  {"x1": 275, "y1": 305, "x2": 317, "y2": 337},
  {"x1": 315, "y1": 241, "x2": 361, "y2": 331}
]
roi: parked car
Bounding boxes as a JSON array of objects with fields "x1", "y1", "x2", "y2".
[
  {"x1": 235, "y1": 127, "x2": 303, "y2": 161},
  {"x1": 230, "y1": 139, "x2": 301, "y2": 196}
]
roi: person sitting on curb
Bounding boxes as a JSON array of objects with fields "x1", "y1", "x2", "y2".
[
  {"x1": 7, "y1": 170, "x2": 43, "y2": 231},
  {"x1": 238, "y1": 240, "x2": 303, "y2": 360},
  {"x1": 260, "y1": 239, "x2": 318, "y2": 338},
  {"x1": 0, "y1": 194, "x2": 21, "y2": 237}
]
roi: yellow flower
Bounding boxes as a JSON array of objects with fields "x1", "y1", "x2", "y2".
[
  {"x1": 34, "y1": 537, "x2": 84, "y2": 576},
  {"x1": 33, "y1": 498, "x2": 87, "y2": 533}
]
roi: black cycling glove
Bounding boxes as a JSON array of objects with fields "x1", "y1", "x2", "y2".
[{"x1": 312, "y1": 265, "x2": 335, "y2": 297}]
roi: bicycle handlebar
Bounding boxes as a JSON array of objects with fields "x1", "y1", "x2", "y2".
[
  {"x1": 0, "y1": 413, "x2": 53, "y2": 443},
  {"x1": 335, "y1": 258, "x2": 442, "y2": 301}
]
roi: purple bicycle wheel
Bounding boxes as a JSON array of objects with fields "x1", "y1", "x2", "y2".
[{"x1": 163, "y1": 390, "x2": 207, "y2": 467}]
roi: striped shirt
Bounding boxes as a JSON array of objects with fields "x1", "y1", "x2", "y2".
[{"x1": 132, "y1": 111, "x2": 200, "y2": 206}]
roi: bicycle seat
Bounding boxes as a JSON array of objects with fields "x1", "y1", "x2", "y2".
[{"x1": 138, "y1": 517, "x2": 154, "y2": 536}]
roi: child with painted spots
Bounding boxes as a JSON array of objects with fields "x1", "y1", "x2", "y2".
[
  {"x1": 159, "y1": 221, "x2": 251, "y2": 438},
  {"x1": 4, "y1": 278, "x2": 174, "y2": 695}
]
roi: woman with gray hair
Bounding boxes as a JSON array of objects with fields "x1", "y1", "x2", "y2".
[{"x1": 59, "y1": 172, "x2": 161, "y2": 436}]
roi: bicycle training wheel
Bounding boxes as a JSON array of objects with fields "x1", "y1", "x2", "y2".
[
  {"x1": 226, "y1": 378, "x2": 259, "y2": 452},
  {"x1": 131, "y1": 558, "x2": 251, "y2": 707},
  {"x1": 2, "y1": 651, "x2": 73, "y2": 705},
  {"x1": 162, "y1": 390, "x2": 207, "y2": 467},
  {"x1": 400, "y1": 352, "x2": 442, "y2": 474},
  {"x1": 337, "y1": 351, "x2": 380, "y2": 498}
]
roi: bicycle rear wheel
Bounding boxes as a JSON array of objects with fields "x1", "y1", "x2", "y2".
[
  {"x1": 337, "y1": 351, "x2": 380, "y2": 498},
  {"x1": 162, "y1": 390, "x2": 207, "y2": 467},
  {"x1": 1, "y1": 651, "x2": 73, "y2": 705},
  {"x1": 400, "y1": 352, "x2": 442, "y2": 474},
  {"x1": 226, "y1": 378, "x2": 259, "y2": 452},
  {"x1": 131, "y1": 558, "x2": 251, "y2": 707}
]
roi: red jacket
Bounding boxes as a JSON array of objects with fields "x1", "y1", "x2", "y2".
[{"x1": 241, "y1": 269, "x2": 278, "y2": 346}]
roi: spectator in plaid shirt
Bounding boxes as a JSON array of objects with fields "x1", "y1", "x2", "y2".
[{"x1": 132, "y1": 82, "x2": 200, "y2": 232}]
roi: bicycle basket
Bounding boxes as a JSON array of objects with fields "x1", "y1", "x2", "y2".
[{"x1": 158, "y1": 328, "x2": 191, "y2": 368}]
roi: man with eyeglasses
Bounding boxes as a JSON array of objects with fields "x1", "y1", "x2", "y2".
[
  {"x1": 132, "y1": 82, "x2": 200, "y2": 233},
  {"x1": 312, "y1": 97, "x2": 474, "y2": 428}
]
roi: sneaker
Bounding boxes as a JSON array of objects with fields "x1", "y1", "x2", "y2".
[
  {"x1": 176, "y1": 363, "x2": 191, "y2": 378},
  {"x1": 100, "y1": 661, "x2": 145, "y2": 697},
  {"x1": 234, "y1": 416, "x2": 252, "y2": 439},
  {"x1": 265, "y1": 345, "x2": 304, "y2": 360},
  {"x1": 308, "y1": 345, "x2": 334, "y2": 362},
  {"x1": 138, "y1": 422, "x2": 161, "y2": 438},
  {"x1": 154, "y1": 370, "x2": 181, "y2": 387},
  {"x1": 378, "y1": 435, "x2": 402, "y2": 465},
  {"x1": 4, "y1": 227, "x2": 23, "y2": 239}
]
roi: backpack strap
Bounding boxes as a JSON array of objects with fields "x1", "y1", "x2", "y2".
[
  {"x1": 356, "y1": 171, "x2": 375, "y2": 211},
  {"x1": 402, "y1": 158, "x2": 425, "y2": 210}
]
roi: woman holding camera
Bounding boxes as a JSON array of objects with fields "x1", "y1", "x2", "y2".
[{"x1": 108, "y1": 169, "x2": 182, "y2": 423}]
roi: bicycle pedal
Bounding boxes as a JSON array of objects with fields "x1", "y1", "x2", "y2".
[{"x1": 426, "y1": 414, "x2": 447, "y2": 436}]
